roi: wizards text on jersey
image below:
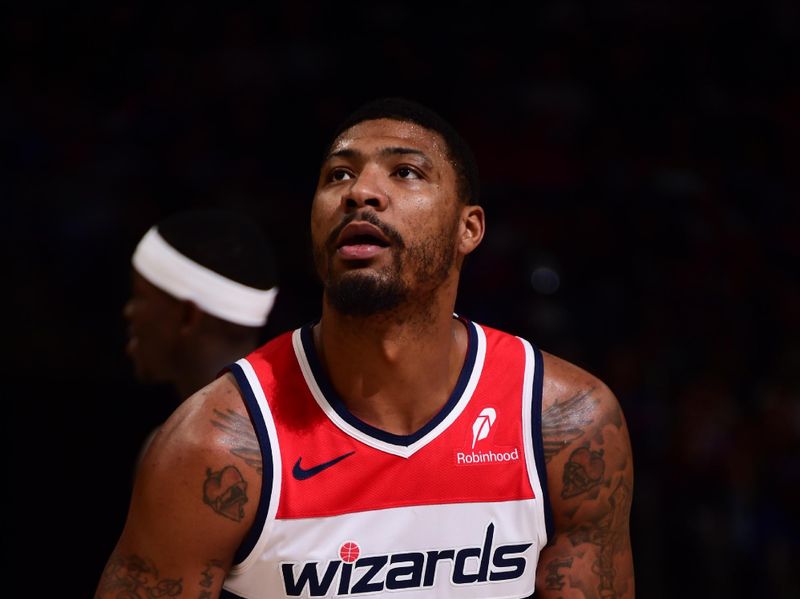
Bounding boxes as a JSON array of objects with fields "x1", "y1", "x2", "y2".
[{"x1": 281, "y1": 523, "x2": 532, "y2": 596}]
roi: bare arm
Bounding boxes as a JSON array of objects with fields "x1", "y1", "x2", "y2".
[
  {"x1": 95, "y1": 374, "x2": 261, "y2": 599},
  {"x1": 535, "y1": 353, "x2": 635, "y2": 598}
]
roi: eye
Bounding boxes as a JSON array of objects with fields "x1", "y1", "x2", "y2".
[
  {"x1": 329, "y1": 168, "x2": 354, "y2": 182},
  {"x1": 395, "y1": 166, "x2": 421, "y2": 180}
]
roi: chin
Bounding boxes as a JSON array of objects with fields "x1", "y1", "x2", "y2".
[{"x1": 326, "y1": 271, "x2": 407, "y2": 317}]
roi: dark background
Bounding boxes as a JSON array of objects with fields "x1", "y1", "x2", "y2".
[{"x1": 5, "y1": 2, "x2": 798, "y2": 597}]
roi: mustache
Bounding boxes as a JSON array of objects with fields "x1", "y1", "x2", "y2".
[{"x1": 325, "y1": 211, "x2": 405, "y2": 250}]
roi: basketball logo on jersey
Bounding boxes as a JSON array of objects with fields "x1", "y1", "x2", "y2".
[{"x1": 455, "y1": 407, "x2": 520, "y2": 466}]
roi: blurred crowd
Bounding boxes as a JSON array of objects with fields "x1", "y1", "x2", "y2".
[{"x1": 6, "y1": 2, "x2": 798, "y2": 597}]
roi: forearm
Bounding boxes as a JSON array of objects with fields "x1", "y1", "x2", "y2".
[{"x1": 95, "y1": 549, "x2": 229, "y2": 599}]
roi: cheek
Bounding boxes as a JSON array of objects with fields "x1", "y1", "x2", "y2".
[
  {"x1": 404, "y1": 197, "x2": 458, "y2": 243},
  {"x1": 136, "y1": 314, "x2": 163, "y2": 347},
  {"x1": 309, "y1": 203, "x2": 333, "y2": 276},
  {"x1": 310, "y1": 195, "x2": 336, "y2": 245},
  {"x1": 136, "y1": 297, "x2": 177, "y2": 334}
]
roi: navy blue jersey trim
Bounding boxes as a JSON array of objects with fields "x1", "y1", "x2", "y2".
[
  {"x1": 220, "y1": 589, "x2": 247, "y2": 599},
  {"x1": 225, "y1": 362, "x2": 274, "y2": 565},
  {"x1": 530, "y1": 344, "x2": 555, "y2": 542},
  {"x1": 300, "y1": 318, "x2": 478, "y2": 446}
]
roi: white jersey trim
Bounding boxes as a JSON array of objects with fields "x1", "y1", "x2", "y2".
[
  {"x1": 519, "y1": 337, "x2": 549, "y2": 549},
  {"x1": 228, "y1": 357, "x2": 284, "y2": 575}
]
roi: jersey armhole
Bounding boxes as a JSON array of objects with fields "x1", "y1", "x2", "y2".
[
  {"x1": 530, "y1": 344, "x2": 555, "y2": 543},
  {"x1": 224, "y1": 360, "x2": 276, "y2": 566}
]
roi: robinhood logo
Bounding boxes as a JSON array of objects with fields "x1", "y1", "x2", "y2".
[
  {"x1": 456, "y1": 447, "x2": 520, "y2": 464},
  {"x1": 456, "y1": 407, "x2": 520, "y2": 465},
  {"x1": 280, "y1": 523, "x2": 531, "y2": 596},
  {"x1": 471, "y1": 407, "x2": 496, "y2": 448}
]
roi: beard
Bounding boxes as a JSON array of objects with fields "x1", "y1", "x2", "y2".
[
  {"x1": 315, "y1": 211, "x2": 457, "y2": 317},
  {"x1": 326, "y1": 263, "x2": 408, "y2": 316}
]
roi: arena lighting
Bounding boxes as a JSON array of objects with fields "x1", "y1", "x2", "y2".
[{"x1": 530, "y1": 266, "x2": 560, "y2": 294}]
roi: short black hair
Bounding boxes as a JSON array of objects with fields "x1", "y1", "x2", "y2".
[
  {"x1": 329, "y1": 97, "x2": 480, "y2": 205},
  {"x1": 156, "y1": 209, "x2": 277, "y2": 290}
]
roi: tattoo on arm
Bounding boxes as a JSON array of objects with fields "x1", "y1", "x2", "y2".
[
  {"x1": 203, "y1": 465, "x2": 249, "y2": 521},
  {"x1": 567, "y1": 479, "x2": 633, "y2": 599},
  {"x1": 562, "y1": 446, "x2": 605, "y2": 498},
  {"x1": 545, "y1": 557, "x2": 573, "y2": 592},
  {"x1": 198, "y1": 559, "x2": 225, "y2": 599},
  {"x1": 541, "y1": 389, "x2": 596, "y2": 462},
  {"x1": 211, "y1": 408, "x2": 263, "y2": 473},
  {"x1": 97, "y1": 554, "x2": 182, "y2": 598}
]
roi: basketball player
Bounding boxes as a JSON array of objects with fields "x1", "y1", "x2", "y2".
[
  {"x1": 123, "y1": 209, "x2": 279, "y2": 461},
  {"x1": 96, "y1": 98, "x2": 634, "y2": 598}
]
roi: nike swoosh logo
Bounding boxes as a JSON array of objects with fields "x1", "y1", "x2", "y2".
[{"x1": 292, "y1": 451, "x2": 355, "y2": 480}]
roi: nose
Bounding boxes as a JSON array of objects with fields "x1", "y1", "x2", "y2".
[
  {"x1": 341, "y1": 166, "x2": 388, "y2": 212},
  {"x1": 122, "y1": 298, "x2": 135, "y2": 321}
]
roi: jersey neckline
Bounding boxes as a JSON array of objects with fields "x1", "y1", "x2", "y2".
[{"x1": 293, "y1": 316, "x2": 486, "y2": 457}]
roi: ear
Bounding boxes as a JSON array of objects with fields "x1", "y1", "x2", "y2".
[
  {"x1": 457, "y1": 204, "x2": 485, "y2": 256},
  {"x1": 178, "y1": 300, "x2": 204, "y2": 335}
]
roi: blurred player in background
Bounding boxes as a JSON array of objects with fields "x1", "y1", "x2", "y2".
[{"x1": 123, "y1": 208, "x2": 279, "y2": 462}]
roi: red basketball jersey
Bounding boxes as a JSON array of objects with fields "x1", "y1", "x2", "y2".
[{"x1": 221, "y1": 318, "x2": 552, "y2": 598}]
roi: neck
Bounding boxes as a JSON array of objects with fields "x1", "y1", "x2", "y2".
[{"x1": 315, "y1": 289, "x2": 468, "y2": 436}]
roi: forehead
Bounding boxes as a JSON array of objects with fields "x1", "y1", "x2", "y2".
[
  {"x1": 132, "y1": 270, "x2": 175, "y2": 301},
  {"x1": 328, "y1": 118, "x2": 450, "y2": 162}
]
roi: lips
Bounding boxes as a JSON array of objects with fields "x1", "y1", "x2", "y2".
[
  {"x1": 335, "y1": 222, "x2": 391, "y2": 249},
  {"x1": 334, "y1": 222, "x2": 392, "y2": 260}
]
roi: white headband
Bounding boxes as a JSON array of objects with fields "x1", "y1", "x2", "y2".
[{"x1": 132, "y1": 227, "x2": 278, "y2": 327}]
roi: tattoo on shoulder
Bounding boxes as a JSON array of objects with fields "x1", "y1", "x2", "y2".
[
  {"x1": 203, "y1": 464, "x2": 249, "y2": 522},
  {"x1": 211, "y1": 408, "x2": 263, "y2": 474},
  {"x1": 542, "y1": 389, "x2": 596, "y2": 462},
  {"x1": 96, "y1": 553, "x2": 182, "y2": 598}
]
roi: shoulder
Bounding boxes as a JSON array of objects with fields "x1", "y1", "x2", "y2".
[
  {"x1": 539, "y1": 351, "x2": 626, "y2": 447},
  {"x1": 537, "y1": 350, "x2": 633, "y2": 524},
  {"x1": 136, "y1": 372, "x2": 263, "y2": 529},
  {"x1": 151, "y1": 373, "x2": 251, "y2": 462}
]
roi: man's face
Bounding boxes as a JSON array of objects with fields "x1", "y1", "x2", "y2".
[
  {"x1": 311, "y1": 118, "x2": 463, "y2": 316},
  {"x1": 123, "y1": 271, "x2": 183, "y2": 383}
]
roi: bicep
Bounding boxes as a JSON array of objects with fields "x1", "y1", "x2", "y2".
[{"x1": 535, "y1": 480, "x2": 634, "y2": 598}]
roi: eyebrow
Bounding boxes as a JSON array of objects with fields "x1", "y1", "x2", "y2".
[{"x1": 326, "y1": 146, "x2": 434, "y2": 169}]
